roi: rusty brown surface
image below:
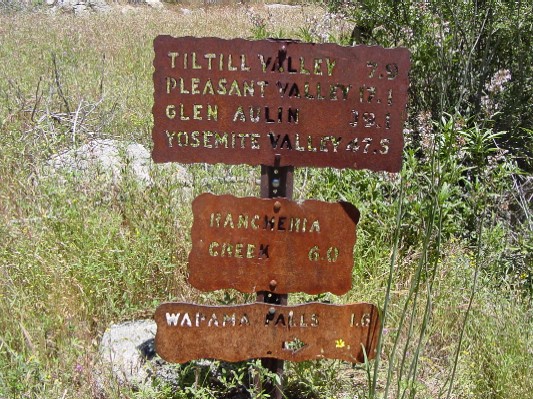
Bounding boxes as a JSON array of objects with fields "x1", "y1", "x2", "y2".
[
  {"x1": 188, "y1": 193, "x2": 360, "y2": 295},
  {"x1": 154, "y1": 302, "x2": 380, "y2": 363},
  {"x1": 152, "y1": 36, "x2": 410, "y2": 172},
  {"x1": 257, "y1": 164, "x2": 291, "y2": 399}
]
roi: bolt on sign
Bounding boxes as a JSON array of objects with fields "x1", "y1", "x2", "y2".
[
  {"x1": 188, "y1": 193, "x2": 360, "y2": 295},
  {"x1": 152, "y1": 36, "x2": 410, "y2": 171},
  {"x1": 155, "y1": 302, "x2": 380, "y2": 363}
]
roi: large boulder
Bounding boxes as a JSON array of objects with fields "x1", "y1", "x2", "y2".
[
  {"x1": 95, "y1": 319, "x2": 246, "y2": 396},
  {"x1": 98, "y1": 319, "x2": 157, "y2": 386},
  {"x1": 52, "y1": 0, "x2": 110, "y2": 14},
  {"x1": 46, "y1": 138, "x2": 191, "y2": 190},
  {"x1": 145, "y1": 0, "x2": 164, "y2": 9}
]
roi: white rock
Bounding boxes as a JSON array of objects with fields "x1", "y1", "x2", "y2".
[
  {"x1": 56, "y1": 0, "x2": 78, "y2": 7},
  {"x1": 98, "y1": 320, "x2": 156, "y2": 386},
  {"x1": 125, "y1": 142, "x2": 152, "y2": 184},
  {"x1": 89, "y1": 0, "x2": 110, "y2": 13},
  {"x1": 145, "y1": 0, "x2": 163, "y2": 9},
  {"x1": 96, "y1": 319, "x2": 252, "y2": 395},
  {"x1": 120, "y1": 5, "x2": 138, "y2": 14},
  {"x1": 265, "y1": 4, "x2": 299, "y2": 10},
  {"x1": 55, "y1": 0, "x2": 110, "y2": 13},
  {"x1": 46, "y1": 139, "x2": 191, "y2": 188},
  {"x1": 73, "y1": 3, "x2": 89, "y2": 14}
]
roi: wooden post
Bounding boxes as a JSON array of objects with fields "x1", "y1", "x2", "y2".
[{"x1": 256, "y1": 161, "x2": 293, "y2": 399}]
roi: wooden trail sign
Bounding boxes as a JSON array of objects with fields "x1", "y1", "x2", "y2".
[
  {"x1": 188, "y1": 193, "x2": 360, "y2": 295},
  {"x1": 152, "y1": 36, "x2": 410, "y2": 171},
  {"x1": 155, "y1": 302, "x2": 380, "y2": 363},
  {"x1": 148, "y1": 37, "x2": 404, "y2": 392}
]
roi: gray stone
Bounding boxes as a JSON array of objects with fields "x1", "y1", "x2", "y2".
[
  {"x1": 45, "y1": 138, "x2": 191, "y2": 189},
  {"x1": 120, "y1": 5, "x2": 139, "y2": 14},
  {"x1": 89, "y1": 0, "x2": 110, "y2": 12},
  {"x1": 55, "y1": 0, "x2": 77, "y2": 7},
  {"x1": 96, "y1": 320, "x2": 254, "y2": 396},
  {"x1": 98, "y1": 319, "x2": 156, "y2": 386},
  {"x1": 96, "y1": 319, "x2": 207, "y2": 390},
  {"x1": 265, "y1": 4, "x2": 299, "y2": 10},
  {"x1": 145, "y1": 0, "x2": 163, "y2": 9},
  {"x1": 73, "y1": 3, "x2": 88, "y2": 15},
  {"x1": 55, "y1": 0, "x2": 110, "y2": 13}
]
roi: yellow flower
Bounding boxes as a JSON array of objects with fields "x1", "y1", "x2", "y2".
[{"x1": 335, "y1": 339, "x2": 345, "y2": 348}]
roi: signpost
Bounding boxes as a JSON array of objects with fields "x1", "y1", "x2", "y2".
[{"x1": 151, "y1": 35, "x2": 410, "y2": 398}]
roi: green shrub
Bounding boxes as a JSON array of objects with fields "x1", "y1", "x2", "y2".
[{"x1": 323, "y1": 0, "x2": 533, "y2": 170}]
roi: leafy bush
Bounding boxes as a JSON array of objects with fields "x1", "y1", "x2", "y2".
[{"x1": 322, "y1": 0, "x2": 533, "y2": 170}]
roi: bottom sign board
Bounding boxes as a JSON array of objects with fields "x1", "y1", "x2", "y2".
[{"x1": 154, "y1": 302, "x2": 380, "y2": 363}]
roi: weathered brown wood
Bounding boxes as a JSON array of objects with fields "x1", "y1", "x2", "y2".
[
  {"x1": 257, "y1": 163, "x2": 291, "y2": 399},
  {"x1": 154, "y1": 302, "x2": 381, "y2": 364},
  {"x1": 152, "y1": 36, "x2": 410, "y2": 171},
  {"x1": 188, "y1": 193, "x2": 360, "y2": 295}
]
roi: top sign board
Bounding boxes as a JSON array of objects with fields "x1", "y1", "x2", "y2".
[{"x1": 152, "y1": 36, "x2": 410, "y2": 172}]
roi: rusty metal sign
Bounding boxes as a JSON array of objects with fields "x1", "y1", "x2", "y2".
[
  {"x1": 188, "y1": 193, "x2": 360, "y2": 295},
  {"x1": 155, "y1": 302, "x2": 380, "y2": 363},
  {"x1": 152, "y1": 36, "x2": 410, "y2": 172}
]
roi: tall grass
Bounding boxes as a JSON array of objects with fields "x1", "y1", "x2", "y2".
[
  {"x1": 1, "y1": 3, "x2": 532, "y2": 399},
  {"x1": 0, "y1": 5, "x2": 317, "y2": 398}
]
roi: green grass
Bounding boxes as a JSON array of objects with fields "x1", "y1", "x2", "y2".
[{"x1": 1, "y1": 3, "x2": 532, "y2": 399}]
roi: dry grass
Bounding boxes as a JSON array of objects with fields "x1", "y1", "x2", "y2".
[
  {"x1": 0, "y1": 6, "x2": 321, "y2": 398},
  {"x1": 1, "y1": 4, "x2": 532, "y2": 399}
]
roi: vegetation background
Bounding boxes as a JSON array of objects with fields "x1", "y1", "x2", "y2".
[{"x1": 0, "y1": 0, "x2": 531, "y2": 398}]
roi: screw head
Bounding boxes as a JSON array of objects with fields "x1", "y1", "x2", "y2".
[
  {"x1": 273, "y1": 201, "x2": 281, "y2": 212},
  {"x1": 269, "y1": 279, "x2": 278, "y2": 289},
  {"x1": 268, "y1": 307, "x2": 276, "y2": 315}
]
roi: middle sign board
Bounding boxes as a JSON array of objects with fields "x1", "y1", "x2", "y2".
[{"x1": 188, "y1": 193, "x2": 360, "y2": 295}]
